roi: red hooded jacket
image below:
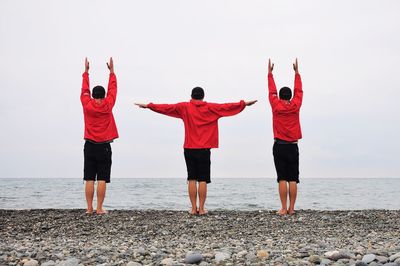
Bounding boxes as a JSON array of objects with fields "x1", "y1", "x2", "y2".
[
  {"x1": 268, "y1": 73, "x2": 303, "y2": 142},
  {"x1": 148, "y1": 100, "x2": 246, "y2": 148},
  {"x1": 81, "y1": 72, "x2": 119, "y2": 142}
]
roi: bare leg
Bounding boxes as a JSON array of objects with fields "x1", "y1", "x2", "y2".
[
  {"x1": 188, "y1": 181, "x2": 198, "y2": 214},
  {"x1": 277, "y1": 181, "x2": 288, "y2": 215},
  {"x1": 85, "y1": 181, "x2": 94, "y2": 214},
  {"x1": 288, "y1": 182, "x2": 297, "y2": 214},
  {"x1": 96, "y1": 181, "x2": 107, "y2": 214},
  {"x1": 198, "y1": 182, "x2": 208, "y2": 215}
]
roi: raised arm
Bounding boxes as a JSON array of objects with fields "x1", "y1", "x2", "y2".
[
  {"x1": 135, "y1": 102, "x2": 183, "y2": 119},
  {"x1": 105, "y1": 57, "x2": 117, "y2": 107},
  {"x1": 292, "y1": 58, "x2": 303, "y2": 108},
  {"x1": 268, "y1": 58, "x2": 279, "y2": 107},
  {"x1": 81, "y1": 57, "x2": 91, "y2": 106}
]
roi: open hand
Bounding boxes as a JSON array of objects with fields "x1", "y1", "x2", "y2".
[
  {"x1": 135, "y1": 103, "x2": 148, "y2": 108},
  {"x1": 245, "y1": 100, "x2": 257, "y2": 106},
  {"x1": 85, "y1": 57, "x2": 89, "y2": 73},
  {"x1": 268, "y1": 59, "x2": 274, "y2": 74},
  {"x1": 107, "y1": 57, "x2": 114, "y2": 73},
  {"x1": 293, "y1": 58, "x2": 299, "y2": 74}
]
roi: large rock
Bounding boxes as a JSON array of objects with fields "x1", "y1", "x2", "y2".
[
  {"x1": 308, "y1": 255, "x2": 321, "y2": 264},
  {"x1": 324, "y1": 250, "x2": 352, "y2": 261},
  {"x1": 161, "y1": 258, "x2": 174, "y2": 266},
  {"x1": 185, "y1": 253, "x2": 203, "y2": 264},
  {"x1": 362, "y1": 254, "x2": 376, "y2": 264},
  {"x1": 355, "y1": 261, "x2": 368, "y2": 266},
  {"x1": 389, "y1": 252, "x2": 400, "y2": 261},
  {"x1": 214, "y1": 251, "x2": 230, "y2": 263},
  {"x1": 126, "y1": 262, "x2": 142, "y2": 266},
  {"x1": 23, "y1": 260, "x2": 38, "y2": 266}
]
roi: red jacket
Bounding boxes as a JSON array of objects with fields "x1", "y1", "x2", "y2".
[
  {"x1": 148, "y1": 99, "x2": 246, "y2": 148},
  {"x1": 268, "y1": 73, "x2": 303, "y2": 142},
  {"x1": 81, "y1": 72, "x2": 119, "y2": 142}
]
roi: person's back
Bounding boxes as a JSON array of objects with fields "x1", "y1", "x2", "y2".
[
  {"x1": 147, "y1": 88, "x2": 247, "y2": 149},
  {"x1": 81, "y1": 72, "x2": 118, "y2": 143},
  {"x1": 136, "y1": 87, "x2": 256, "y2": 215},
  {"x1": 80, "y1": 57, "x2": 118, "y2": 215},
  {"x1": 267, "y1": 58, "x2": 303, "y2": 216}
]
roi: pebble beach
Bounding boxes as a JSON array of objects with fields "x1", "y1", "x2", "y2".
[{"x1": 1, "y1": 209, "x2": 399, "y2": 266}]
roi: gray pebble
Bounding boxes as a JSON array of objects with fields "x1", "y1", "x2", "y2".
[
  {"x1": 41, "y1": 261, "x2": 56, "y2": 266},
  {"x1": 390, "y1": 252, "x2": 400, "y2": 261},
  {"x1": 355, "y1": 261, "x2": 368, "y2": 266},
  {"x1": 376, "y1": 255, "x2": 389, "y2": 264},
  {"x1": 57, "y1": 258, "x2": 80, "y2": 266},
  {"x1": 185, "y1": 253, "x2": 203, "y2": 264},
  {"x1": 362, "y1": 254, "x2": 376, "y2": 264},
  {"x1": 383, "y1": 263, "x2": 399, "y2": 266},
  {"x1": 126, "y1": 262, "x2": 142, "y2": 266},
  {"x1": 214, "y1": 251, "x2": 230, "y2": 263}
]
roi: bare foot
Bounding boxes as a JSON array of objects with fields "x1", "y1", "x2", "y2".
[
  {"x1": 189, "y1": 209, "x2": 198, "y2": 215},
  {"x1": 96, "y1": 209, "x2": 107, "y2": 215},
  {"x1": 276, "y1": 209, "x2": 288, "y2": 215},
  {"x1": 198, "y1": 209, "x2": 208, "y2": 215},
  {"x1": 288, "y1": 210, "x2": 296, "y2": 215},
  {"x1": 86, "y1": 208, "x2": 94, "y2": 215}
]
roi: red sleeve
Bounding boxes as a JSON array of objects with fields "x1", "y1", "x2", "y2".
[
  {"x1": 208, "y1": 101, "x2": 246, "y2": 118},
  {"x1": 268, "y1": 73, "x2": 279, "y2": 108},
  {"x1": 105, "y1": 73, "x2": 117, "y2": 107},
  {"x1": 80, "y1": 72, "x2": 91, "y2": 106},
  {"x1": 291, "y1": 74, "x2": 303, "y2": 109},
  {"x1": 147, "y1": 103, "x2": 183, "y2": 119}
]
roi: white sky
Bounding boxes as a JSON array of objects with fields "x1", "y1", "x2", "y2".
[{"x1": 0, "y1": 0, "x2": 399, "y2": 179}]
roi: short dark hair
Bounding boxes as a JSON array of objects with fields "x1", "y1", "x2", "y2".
[
  {"x1": 279, "y1": 87, "x2": 292, "y2": 100},
  {"x1": 191, "y1": 87, "x2": 204, "y2": 100},
  {"x1": 92, "y1": 86, "x2": 105, "y2": 99}
]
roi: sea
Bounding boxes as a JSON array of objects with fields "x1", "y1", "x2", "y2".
[{"x1": 0, "y1": 178, "x2": 399, "y2": 210}]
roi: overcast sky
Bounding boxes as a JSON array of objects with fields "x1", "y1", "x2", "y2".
[{"x1": 0, "y1": 1, "x2": 399, "y2": 179}]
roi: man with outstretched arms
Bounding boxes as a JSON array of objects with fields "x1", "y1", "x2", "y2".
[
  {"x1": 136, "y1": 88, "x2": 256, "y2": 215},
  {"x1": 268, "y1": 58, "x2": 303, "y2": 215},
  {"x1": 81, "y1": 57, "x2": 118, "y2": 215}
]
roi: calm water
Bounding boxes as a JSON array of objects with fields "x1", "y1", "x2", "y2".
[{"x1": 0, "y1": 178, "x2": 399, "y2": 210}]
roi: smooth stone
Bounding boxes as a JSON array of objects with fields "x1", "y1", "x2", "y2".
[
  {"x1": 362, "y1": 254, "x2": 376, "y2": 264},
  {"x1": 42, "y1": 261, "x2": 56, "y2": 266},
  {"x1": 368, "y1": 262, "x2": 379, "y2": 266},
  {"x1": 24, "y1": 260, "x2": 38, "y2": 266},
  {"x1": 57, "y1": 258, "x2": 80, "y2": 266},
  {"x1": 383, "y1": 263, "x2": 399, "y2": 266},
  {"x1": 161, "y1": 258, "x2": 173, "y2": 266},
  {"x1": 245, "y1": 252, "x2": 256, "y2": 261},
  {"x1": 355, "y1": 262, "x2": 368, "y2": 266},
  {"x1": 136, "y1": 247, "x2": 147, "y2": 256},
  {"x1": 325, "y1": 250, "x2": 352, "y2": 261},
  {"x1": 308, "y1": 255, "x2": 321, "y2": 263},
  {"x1": 395, "y1": 258, "x2": 400, "y2": 263},
  {"x1": 126, "y1": 262, "x2": 142, "y2": 266},
  {"x1": 376, "y1": 255, "x2": 389, "y2": 263},
  {"x1": 256, "y1": 250, "x2": 269, "y2": 259},
  {"x1": 215, "y1": 252, "x2": 230, "y2": 263},
  {"x1": 320, "y1": 258, "x2": 332, "y2": 265},
  {"x1": 185, "y1": 253, "x2": 203, "y2": 264},
  {"x1": 236, "y1": 250, "x2": 247, "y2": 258},
  {"x1": 390, "y1": 252, "x2": 400, "y2": 261},
  {"x1": 325, "y1": 251, "x2": 340, "y2": 260}
]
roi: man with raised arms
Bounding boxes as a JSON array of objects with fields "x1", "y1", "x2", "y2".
[
  {"x1": 81, "y1": 57, "x2": 118, "y2": 215},
  {"x1": 268, "y1": 58, "x2": 303, "y2": 215}
]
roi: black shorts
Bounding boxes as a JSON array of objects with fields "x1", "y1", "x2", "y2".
[
  {"x1": 84, "y1": 141, "x2": 112, "y2": 183},
  {"x1": 273, "y1": 142, "x2": 299, "y2": 183},
  {"x1": 184, "y1": 148, "x2": 211, "y2": 184}
]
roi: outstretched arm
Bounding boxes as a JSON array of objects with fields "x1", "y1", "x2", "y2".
[
  {"x1": 135, "y1": 102, "x2": 183, "y2": 119},
  {"x1": 81, "y1": 57, "x2": 91, "y2": 106},
  {"x1": 106, "y1": 57, "x2": 117, "y2": 107}
]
